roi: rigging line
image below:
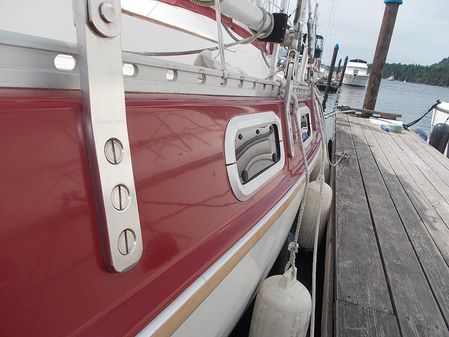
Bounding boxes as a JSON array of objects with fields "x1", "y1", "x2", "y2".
[
  {"x1": 222, "y1": 19, "x2": 240, "y2": 42},
  {"x1": 124, "y1": 33, "x2": 262, "y2": 57},
  {"x1": 215, "y1": 0, "x2": 227, "y2": 70},
  {"x1": 323, "y1": 0, "x2": 337, "y2": 54},
  {"x1": 259, "y1": 43, "x2": 271, "y2": 68},
  {"x1": 122, "y1": 9, "x2": 218, "y2": 44}
]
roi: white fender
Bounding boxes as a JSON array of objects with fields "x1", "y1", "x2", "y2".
[
  {"x1": 298, "y1": 179, "x2": 332, "y2": 250},
  {"x1": 249, "y1": 269, "x2": 311, "y2": 337},
  {"x1": 310, "y1": 148, "x2": 330, "y2": 181}
]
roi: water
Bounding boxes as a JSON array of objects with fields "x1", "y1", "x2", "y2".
[{"x1": 321, "y1": 80, "x2": 449, "y2": 139}]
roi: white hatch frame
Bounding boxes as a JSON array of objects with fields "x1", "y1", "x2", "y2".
[
  {"x1": 224, "y1": 111, "x2": 285, "y2": 201},
  {"x1": 296, "y1": 105, "x2": 314, "y2": 149}
]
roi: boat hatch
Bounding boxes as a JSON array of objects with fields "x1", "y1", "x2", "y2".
[
  {"x1": 296, "y1": 106, "x2": 313, "y2": 147},
  {"x1": 225, "y1": 112, "x2": 285, "y2": 201}
]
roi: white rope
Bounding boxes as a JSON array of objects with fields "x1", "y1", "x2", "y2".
[
  {"x1": 214, "y1": 0, "x2": 227, "y2": 70},
  {"x1": 284, "y1": 94, "x2": 310, "y2": 277},
  {"x1": 315, "y1": 101, "x2": 349, "y2": 167},
  {"x1": 310, "y1": 93, "x2": 327, "y2": 337},
  {"x1": 329, "y1": 152, "x2": 351, "y2": 167}
]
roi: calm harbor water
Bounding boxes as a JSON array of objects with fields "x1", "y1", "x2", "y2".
[{"x1": 322, "y1": 80, "x2": 449, "y2": 139}]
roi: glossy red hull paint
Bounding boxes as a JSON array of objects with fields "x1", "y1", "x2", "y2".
[{"x1": 0, "y1": 89, "x2": 321, "y2": 337}]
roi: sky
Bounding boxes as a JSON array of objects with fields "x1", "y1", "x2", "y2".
[
  {"x1": 1, "y1": 0, "x2": 448, "y2": 67},
  {"x1": 299, "y1": 0, "x2": 449, "y2": 66}
]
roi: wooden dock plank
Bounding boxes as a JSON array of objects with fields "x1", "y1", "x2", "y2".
[
  {"x1": 384, "y1": 133, "x2": 449, "y2": 264},
  {"x1": 359, "y1": 120, "x2": 449, "y2": 266},
  {"x1": 356, "y1": 118, "x2": 449, "y2": 329},
  {"x1": 365, "y1": 126, "x2": 449, "y2": 268},
  {"x1": 398, "y1": 132, "x2": 449, "y2": 191},
  {"x1": 336, "y1": 301, "x2": 401, "y2": 337},
  {"x1": 407, "y1": 129, "x2": 449, "y2": 172},
  {"x1": 347, "y1": 116, "x2": 448, "y2": 337},
  {"x1": 391, "y1": 132, "x2": 449, "y2": 205},
  {"x1": 335, "y1": 115, "x2": 394, "y2": 315},
  {"x1": 389, "y1": 133, "x2": 449, "y2": 231}
]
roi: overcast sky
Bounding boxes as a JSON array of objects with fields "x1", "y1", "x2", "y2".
[
  {"x1": 308, "y1": 0, "x2": 449, "y2": 66},
  {"x1": 1, "y1": 0, "x2": 448, "y2": 67}
]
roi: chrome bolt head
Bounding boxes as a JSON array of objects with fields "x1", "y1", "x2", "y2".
[
  {"x1": 118, "y1": 229, "x2": 136, "y2": 255},
  {"x1": 100, "y1": 1, "x2": 117, "y2": 23},
  {"x1": 111, "y1": 184, "x2": 131, "y2": 211},
  {"x1": 104, "y1": 138, "x2": 124, "y2": 164}
]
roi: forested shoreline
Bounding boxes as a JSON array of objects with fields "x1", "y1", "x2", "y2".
[{"x1": 378, "y1": 57, "x2": 449, "y2": 87}]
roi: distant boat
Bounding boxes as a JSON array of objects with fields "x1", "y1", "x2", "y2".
[
  {"x1": 387, "y1": 75, "x2": 395, "y2": 81},
  {"x1": 343, "y1": 59, "x2": 369, "y2": 87}
]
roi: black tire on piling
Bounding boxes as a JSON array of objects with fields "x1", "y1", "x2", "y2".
[{"x1": 429, "y1": 123, "x2": 449, "y2": 154}]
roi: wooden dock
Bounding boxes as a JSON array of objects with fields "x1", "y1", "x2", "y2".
[{"x1": 324, "y1": 113, "x2": 449, "y2": 337}]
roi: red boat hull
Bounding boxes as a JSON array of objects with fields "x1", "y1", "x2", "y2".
[{"x1": 0, "y1": 88, "x2": 321, "y2": 336}]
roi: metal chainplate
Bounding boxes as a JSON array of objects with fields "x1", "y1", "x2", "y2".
[
  {"x1": 283, "y1": 50, "x2": 299, "y2": 157},
  {"x1": 87, "y1": 0, "x2": 121, "y2": 38},
  {"x1": 73, "y1": 0, "x2": 143, "y2": 273}
]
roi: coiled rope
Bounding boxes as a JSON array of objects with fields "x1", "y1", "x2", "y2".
[{"x1": 189, "y1": 0, "x2": 217, "y2": 6}]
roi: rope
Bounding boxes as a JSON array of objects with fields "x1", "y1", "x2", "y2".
[
  {"x1": 189, "y1": 0, "x2": 216, "y2": 6},
  {"x1": 315, "y1": 99, "x2": 349, "y2": 167},
  {"x1": 222, "y1": 19, "x2": 240, "y2": 42},
  {"x1": 214, "y1": 0, "x2": 226, "y2": 70},
  {"x1": 324, "y1": 111, "x2": 339, "y2": 119},
  {"x1": 260, "y1": 44, "x2": 271, "y2": 68},
  {"x1": 310, "y1": 83, "x2": 327, "y2": 337},
  {"x1": 329, "y1": 152, "x2": 350, "y2": 167},
  {"x1": 403, "y1": 100, "x2": 441, "y2": 129},
  {"x1": 125, "y1": 33, "x2": 261, "y2": 57},
  {"x1": 284, "y1": 94, "x2": 310, "y2": 276},
  {"x1": 125, "y1": 4, "x2": 273, "y2": 58}
]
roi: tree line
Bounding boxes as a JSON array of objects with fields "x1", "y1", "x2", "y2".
[{"x1": 377, "y1": 57, "x2": 449, "y2": 87}]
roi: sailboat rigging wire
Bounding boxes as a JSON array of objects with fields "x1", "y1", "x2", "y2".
[
  {"x1": 215, "y1": 0, "x2": 227, "y2": 69},
  {"x1": 124, "y1": 33, "x2": 262, "y2": 57},
  {"x1": 323, "y1": 0, "x2": 337, "y2": 55}
]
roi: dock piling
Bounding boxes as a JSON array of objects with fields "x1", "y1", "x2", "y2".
[
  {"x1": 323, "y1": 43, "x2": 339, "y2": 110},
  {"x1": 338, "y1": 56, "x2": 348, "y2": 86},
  {"x1": 363, "y1": 0, "x2": 403, "y2": 110},
  {"x1": 336, "y1": 58, "x2": 342, "y2": 78}
]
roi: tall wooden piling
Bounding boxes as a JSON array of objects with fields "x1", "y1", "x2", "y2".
[
  {"x1": 363, "y1": 0, "x2": 403, "y2": 110},
  {"x1": 323, "y1": 44, "x2": 339, "y2": 110},
  {"x1": 338, "y1": 56, "x2": 348, "y2": 86},
  {"x1": 336, "y1": 58, "x2": 342, "y2": 77}
]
